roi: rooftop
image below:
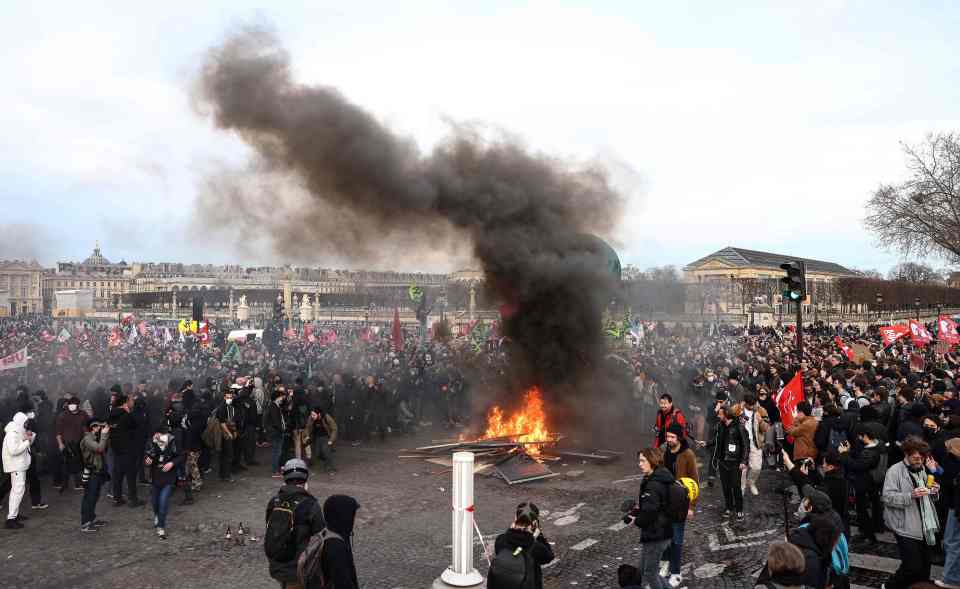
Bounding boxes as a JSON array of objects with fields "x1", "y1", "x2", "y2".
[{"x1": 686, "y1": 246, "x2": 857, "y2": 276}]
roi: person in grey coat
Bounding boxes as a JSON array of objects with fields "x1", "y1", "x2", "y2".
[{"x1": 882, "y1": 436, "x2": 942, "y2": 589}]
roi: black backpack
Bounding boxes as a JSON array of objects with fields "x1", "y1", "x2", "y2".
[
  {"x1": 666, "y1": 480, "x2": 691, "y2": 523},
  {"x1": 264, "y1": 494, "x2": 310, "y2": 562},
  {"x1": 488, "y1": 543, "x2": 533, "y2": 589}
]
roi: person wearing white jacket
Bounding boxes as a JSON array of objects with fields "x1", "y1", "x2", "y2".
[{"x1": 3, "y1": 412, "x2": 35, "y2": 529}]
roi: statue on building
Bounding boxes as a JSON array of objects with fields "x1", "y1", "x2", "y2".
[
  {"x1": 236, "y1": 294, "x2": 249, "y2": 321},
  {"x1": 299, "y1": 294, "x2": 312, "y2": 322}
]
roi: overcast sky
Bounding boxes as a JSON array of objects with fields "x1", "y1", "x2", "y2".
[{"x1": 1, "y1": 1, "x2": 957, "y2": 274}]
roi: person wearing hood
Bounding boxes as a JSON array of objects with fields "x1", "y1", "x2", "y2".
[
  {"x1": 785, "y1": 514, "x2": 841, "y2": 589},
  {"x1": 80, "y1": 417, "x2": 110, "y2": 533},
  {"x1": 662, "y1": 424, "x2": 697, "y2": 587},
  {"x1": 144, "y1": 425, "x2": 184, "y2": 539},
  {"x1": 2, "y1": 412, "x2": 35, "y2": 529},
  {"x1": 265, "y1": 458, "x2": 326, "y2": 587},
  {"x1": 883, "y1": 436, "x2": 942, "y2": 589},
  {"x1": 489, "y1": 501, "x2": 553, "y2": 589},
  {"x1": 625, "y1": 447, "x2": 675, "y2": 589}
]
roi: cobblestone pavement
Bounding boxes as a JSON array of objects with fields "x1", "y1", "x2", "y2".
[{"x1": 0, "y1": 431, "x2": 898, "y2": 589}]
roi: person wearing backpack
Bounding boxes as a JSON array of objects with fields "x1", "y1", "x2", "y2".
[
  {"x1": 838, "y1": 423, "x2": 884, "y2": 546},
  {"x1": 264, "y1": 458, "x2": 326, "y2": 588},
  {"x1": 661, "y1": 424, "x2": 698, "y2": 587},
  {"x1": 488, "y1": 501, "x2": 554, "y2": 589},
  {"x1": 625, "y1": 447, "x2": 675, "y2": 589}
]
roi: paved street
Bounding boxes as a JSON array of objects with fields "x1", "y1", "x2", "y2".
[{"x1": 0, "y1": 430, "x2": 899, "y2": 589}]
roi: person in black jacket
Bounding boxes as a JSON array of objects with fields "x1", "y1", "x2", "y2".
[
  {"x1": 264, "y1": 388, "x2": 290, "y2": 478},
  {"x1": 785, "y1": 514, "x2": 840, "y2": 589},
  {"x1": 144, "y1": 426, "x2": 184, "y2": 539},
  {"x1": 181, "y1": 388, "x2": 205, "y2": 497},
  {"x1": 625, "y1": 447, "x2": 674, "y2": 589},
  {"x1": 235, "y1": 383, "x2": 259, "y2": 469},
  {"x1": 713, "y1": 405, "x2": 748, "y2": 520},
  {"x1": 839, "y1": 423, "x2": 884, "y2": 545},
  {"x1": 489, "y1": 501, "x2": 554, "y2": 589},
  {"x1": 320, "y1": 494, "x2": 361, "y2": 589},
  {"x1": 265, "y1": 459, "x2": 326, "y2": 588},
  {"x1": 108, "y1": 395, "x2": 142, "y2": 507}
]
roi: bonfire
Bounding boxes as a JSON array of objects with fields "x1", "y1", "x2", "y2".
[{"x1": 480, "y1": 386, "x2": 553, "y2": 456}]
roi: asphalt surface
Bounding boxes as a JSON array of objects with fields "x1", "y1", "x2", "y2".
[{"x1": 0, "y1": 430, "x2": 898, "y2": 589}]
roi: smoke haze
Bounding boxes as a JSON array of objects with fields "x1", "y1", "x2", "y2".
[{"x1": 194, "y1": 26, "x2": 624, "y2": 388}]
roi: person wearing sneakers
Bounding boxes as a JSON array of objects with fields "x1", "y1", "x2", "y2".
[
  {"x1": 144, "y1": 425, "x2": 183, "y2": 539},
  {"x1": 2, "y1": 412, "x2": 35, "y2": 529},
  {"x1": 80, "y1": 417, "x2": 110, "y2": 533},
  {"x1": 733, "y1": 393, "x2": 769, "y2": 498},
  {"x1": 662, "y1": 423, "x2": 699, "y2": 588}
]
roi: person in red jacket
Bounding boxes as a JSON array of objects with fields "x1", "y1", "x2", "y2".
[{"x1": 655, "y1": 394, "x2": 687, "y2": 448}]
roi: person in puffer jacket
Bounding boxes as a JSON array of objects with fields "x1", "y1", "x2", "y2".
[
  {"x1": 625, "y1": 447, "x2": 674, "y2": 589},
  {"x1": 3, "y1": 412, "x2": 35, "y2": 529}
]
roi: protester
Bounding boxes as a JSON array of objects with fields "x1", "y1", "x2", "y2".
[
  {"x1": 109, "y1": 394, "x2": 143, "y2": 507},
  {"x1": 654, "y1": 394, "x2": 687, "y2": 448},
  {"x1": 320, "y1": 494, "x2": 361, "y2": 589},
  {"x1": 215, "y1": 387, "x2": 240, "y2": 483},
  {"x1": 265, "y1": 388, "x2": 290, "y2": 478},
  {"x1": 79, "y1": 417, "x2": 110, "y2": 532},
  {"x1": 662, "y1": 424, "x2": 698, "y2": 587},
  {"x1": 264, "y1": 458, "x2": 326, "y2": 588},
  {"x1": 144, "y1": 426, "x2": 183, "y2": 539},
  {"x1": 2, "y1": 412, "x2": 34, "y2": 529},
  {"x1": 489, "y1": 501, "x2": 553, "y2": 589},
  {"x1": 308, "y1": 406, "x2": 337, "y2": 473},
  {"x1": 732, "y1": 392, "x2": 769, "y2": 497},
  {"x1": 626, "y1": 447, "x2": 674, "y2": 589},
  {"x1": 54, "y1": 396, "x2": 88, "y2": 491},
  {"x1": 712, "y1": 405, "x2": 748, "y2": 520}
]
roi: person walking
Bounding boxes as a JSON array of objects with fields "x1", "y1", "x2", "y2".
[
  {"x1": 2, "y1": 412, "x2": 34, "y2": 529},
  {"x1": 144, "y1": 426, "x2": 183, "y2": 539},
  {"x1": 712, "y1": 405, "x2": 748, "y2": 521},
  {"x1": 654, "y1": 394, "x2": 687, "y2": 449},
  {"x1": 79, "y1": 417, "x2": 110, "y2": 533},
  {"x1": 265, "y1": 388, "x2": 290, "y2": 478},
  {"x1": 662, "y1": 424, "x2": 698, "y2": 587},
  {"x1": 626, "y1": 447, "x2": 674, "y2": 589},
  {"x1": 733, "y1": 393, "x2": 769, "y2": 496}
]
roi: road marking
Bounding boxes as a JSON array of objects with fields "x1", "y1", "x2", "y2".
[
  {"x1": 708, "y1": 525, "x2": 778, "y2": 550},
  {"x1": 722, "y1": 524, "x2": 779, "y2": 542},
  {"x1": 849, "y1": 552, "x2": 944, "y2": 578},
  {"x1": 554, "y1": 515, "x2": 580, "y2": 526},
  {"x1": 693, "y1": 563, "x2": 727, "y2": 579},
  {"x1": 570, "y1": 538, "x2": 599, "y2": 551}
]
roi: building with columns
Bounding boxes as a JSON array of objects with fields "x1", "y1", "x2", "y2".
[
  {"x1": 0, "y1": 260, "x2": 43, "y2": 315},
  {"x1": 683, "y1": 246, "x2": 858, "y2": 320}
]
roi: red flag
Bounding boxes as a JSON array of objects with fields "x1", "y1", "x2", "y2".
[
  {"x1": 392, "y1": 308, "x2": 404, "y2": 353},
  {"x1": 909, "y1": 320, "x2": 933, "y2": 347},
  {"x1": 777, "y1": 372, "x2": 804, "y2": 430},
  {"x1": 834, "y1": 336, "x2": 854, "y2": 362},
  {"x1": 939, "y1": 315, "x2": 960, "y2": 345},
  {"x1": 880, "y1": 324, "x2": 910, "y2": 347},
  {"x1": 198, "y1": 322, "x2": 210, "y2": 346}
]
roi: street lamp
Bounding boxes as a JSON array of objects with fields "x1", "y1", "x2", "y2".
[
  {"x1": 915, "y1": 297, "x2": 921, "y2": 321},
  {"x1": 875, "y1": 292, "x2": 883, "y2": 323}
]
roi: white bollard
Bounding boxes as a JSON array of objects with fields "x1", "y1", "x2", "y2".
[{"x1": 437, "y1": 451, "x2": 484, "y2": 587}]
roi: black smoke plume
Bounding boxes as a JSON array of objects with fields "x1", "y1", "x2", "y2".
[{"x1": 194, "y1": 27, "x2": 623, "y2": 389}]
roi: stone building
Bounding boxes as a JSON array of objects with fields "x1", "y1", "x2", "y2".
[
  {"x1": 0, "y1": 259, "x2": 43, "y2": 315},
  {"x1": 43, "y1": 243, "x2": 133, "y2": 312},
  {"x1": 683, "y1": 246, "x2": 858, "y2": 321}
]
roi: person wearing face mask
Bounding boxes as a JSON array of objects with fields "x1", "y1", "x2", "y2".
[
  {"x1": 882, "y1": 436, "x2": 942, "y2": 589},
  {"x1": 55, "y1": 396, "x2": 89, "y2": 491},
  {"x1": 215, "y1": 387, "x2": 240, "y2": 483},
  {"x1": 164, "y1": 390, "x2": 194, "y2": 505},
  {"x1": 79, "y1": 417, "x2": 110, "y2": 533},
  {"x1": 144, "y1": 426, "x2": 183, "y2": 539}
]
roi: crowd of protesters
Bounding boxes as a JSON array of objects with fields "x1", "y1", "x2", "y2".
[{"x1": 5, "y1": 312, "x2": 960, "y2": 589}]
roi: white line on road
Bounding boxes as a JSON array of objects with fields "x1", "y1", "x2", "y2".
[
  {"x1": 570, "y1": 538, "x2": 599, "y2": 551},
  {"x1": 607, "y1": 521, "x2": 630, "y2": 532},
  {"x1": 849, "y1": 552, "x2": 943, "y2": 578}
]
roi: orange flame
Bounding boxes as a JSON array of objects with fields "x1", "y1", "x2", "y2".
[{"x1": 483, "y1": 386, "x2": 551, "y2": 455}]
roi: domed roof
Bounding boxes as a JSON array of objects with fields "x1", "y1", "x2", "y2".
[{"x1": 82, "y1": 241, "x2": 111, "y2": 266}]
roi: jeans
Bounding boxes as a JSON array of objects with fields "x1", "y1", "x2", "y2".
[
  {"x1": 270, "y1": 434, "x2": 284, "y2": 474},
  {"x1": 311, "y1": 437, "x2": 335, "y2": 471},
  {"x1": 660, "y1": 522, "x2": 685, "y2": 576},
  {"x1": 152, "y1": 484, "x2": 174, "y2": 529},
  {"x1": 639, "y1": 538, "x2": 671, "y2": 589},
  {"x1": 81, "y1": 473, "x2": 105, "y2": 525},
  {"x1": 889, "y1": 533, "x2": 932, "y2": 589},
  {"x1": 718, "y1": 463, "x2": 744, "y2": 512},
  {"x1": 944, "y1": 510, "x2": 960, "y2": 585}
]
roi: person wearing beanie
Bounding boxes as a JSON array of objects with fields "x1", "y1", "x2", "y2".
[
  {"x1": 661, "y1": 423, "x2": 699, "y2": 587},
  {"x1": 264, "y1": 458, "x2": 325, "y2": 587}
]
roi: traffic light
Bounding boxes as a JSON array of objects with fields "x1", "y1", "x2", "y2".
[{"x1": 780, "y1": 261, "x2": 806, "y2": 302}]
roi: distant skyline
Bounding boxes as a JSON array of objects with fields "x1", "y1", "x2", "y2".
[{"x1": 1, "y1": 1, "x2": 958, "y2": 273}]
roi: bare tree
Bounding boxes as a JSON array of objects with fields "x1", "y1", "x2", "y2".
[
  {"x1": 887, "y1": 261, "x2": 943, "y2": 283},
  {"x1": 853, "y1": 268, "x2": 883, "y2": 279},
  {"x1": 865, "y1": 132, "x2": 960, "y2": 262}
]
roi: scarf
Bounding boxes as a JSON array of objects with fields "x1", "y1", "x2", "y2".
[{"x1": 910, "y1": 469, "x2": 940, "y2": 545}]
